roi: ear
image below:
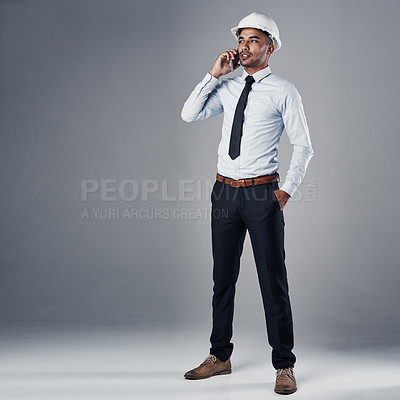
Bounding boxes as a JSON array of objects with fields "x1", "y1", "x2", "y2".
[{"x1": 267, "y1": 44, "x2": 275, "y2": 55}]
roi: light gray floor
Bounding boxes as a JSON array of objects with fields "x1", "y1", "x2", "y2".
[{"x1": 0, "y1": 326, "x2": 399, "y2": 399}]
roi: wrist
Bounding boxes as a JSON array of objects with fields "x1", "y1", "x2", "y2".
[{"x1": 209, "y1": 69, "x2": 221, "y2": 79}]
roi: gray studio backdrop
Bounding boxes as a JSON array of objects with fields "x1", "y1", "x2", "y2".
[{"x1": 1, "y1": 0, "x2": 399, "y2": 349}]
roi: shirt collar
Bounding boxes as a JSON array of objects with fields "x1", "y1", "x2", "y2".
[{"x1": 241, "y1": 65, "x2": 271, "y2": 83}]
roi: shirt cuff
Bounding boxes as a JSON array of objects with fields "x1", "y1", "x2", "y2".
[
  {"x1": 279, "y1": 181, "x2": 297, "y2": 198},
  {"x1": 203, "y1": 72, "x2": 220, "y2": 86}
]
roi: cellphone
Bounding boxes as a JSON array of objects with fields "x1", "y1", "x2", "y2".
[{"x1": 229, "y1": 52, "x2": 240, "y2": 72}]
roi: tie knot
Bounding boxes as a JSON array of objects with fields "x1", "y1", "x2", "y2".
[{"x1": 245, "y1": 75, "x2": 255, "y2": 85}]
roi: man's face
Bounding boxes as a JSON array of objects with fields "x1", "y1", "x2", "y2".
[{"x1": 237, "y1": 28, "x2": 273, "y2": 69}]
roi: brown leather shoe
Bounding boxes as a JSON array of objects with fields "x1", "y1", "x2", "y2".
[
  {"x1": 274, "y1": 367, "x2": 297, "y2": 395},
  {"x1": 184, "y1": 355, "x2": 231, "y2": 380}
]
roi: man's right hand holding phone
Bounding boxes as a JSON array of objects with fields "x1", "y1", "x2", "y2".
[{"x1": 209, "y1": 49, "x2": 240, "y2": 79}]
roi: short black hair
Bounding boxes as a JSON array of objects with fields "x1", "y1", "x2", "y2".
[{"x1": 237, "y1": 28, "x2": 273, "y2": 46}]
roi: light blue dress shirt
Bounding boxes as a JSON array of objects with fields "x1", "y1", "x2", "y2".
[{"x1": 181, "y1": 65, "x2": 314, "y2": 196}]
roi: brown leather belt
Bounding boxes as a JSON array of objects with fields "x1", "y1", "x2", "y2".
[{"x1": 216, "y1": 173, "x2": 279, "y2": 187}]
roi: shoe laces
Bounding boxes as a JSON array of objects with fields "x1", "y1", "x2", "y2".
[
  {"x1": 276, "y1": 367, "x2": 295, "y2": 381},
  {"x1": 201, "y1": 355, "x2": 217, "y2": 364}
]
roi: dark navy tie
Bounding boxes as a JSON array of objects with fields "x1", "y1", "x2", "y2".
[{"x1": 229, "y1": 75, "x2": 255, "y2": 160}]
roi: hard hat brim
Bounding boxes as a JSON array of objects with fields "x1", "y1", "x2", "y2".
[{"x1": 231, "y1": 25, "x2": 281, "y2": 50}]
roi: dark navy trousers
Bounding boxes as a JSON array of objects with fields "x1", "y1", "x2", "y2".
[{"x1": 209, "y1": 178, "x2": 296, "y2": 369}]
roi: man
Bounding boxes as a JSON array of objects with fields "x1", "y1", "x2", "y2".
[{"x1": 181, "y1": 12, "x2": 313, "y2": 395}]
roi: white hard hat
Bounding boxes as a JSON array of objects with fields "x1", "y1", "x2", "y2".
[{"x1": 231, "y1": 12, "x2": 281, "y2": 51}]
